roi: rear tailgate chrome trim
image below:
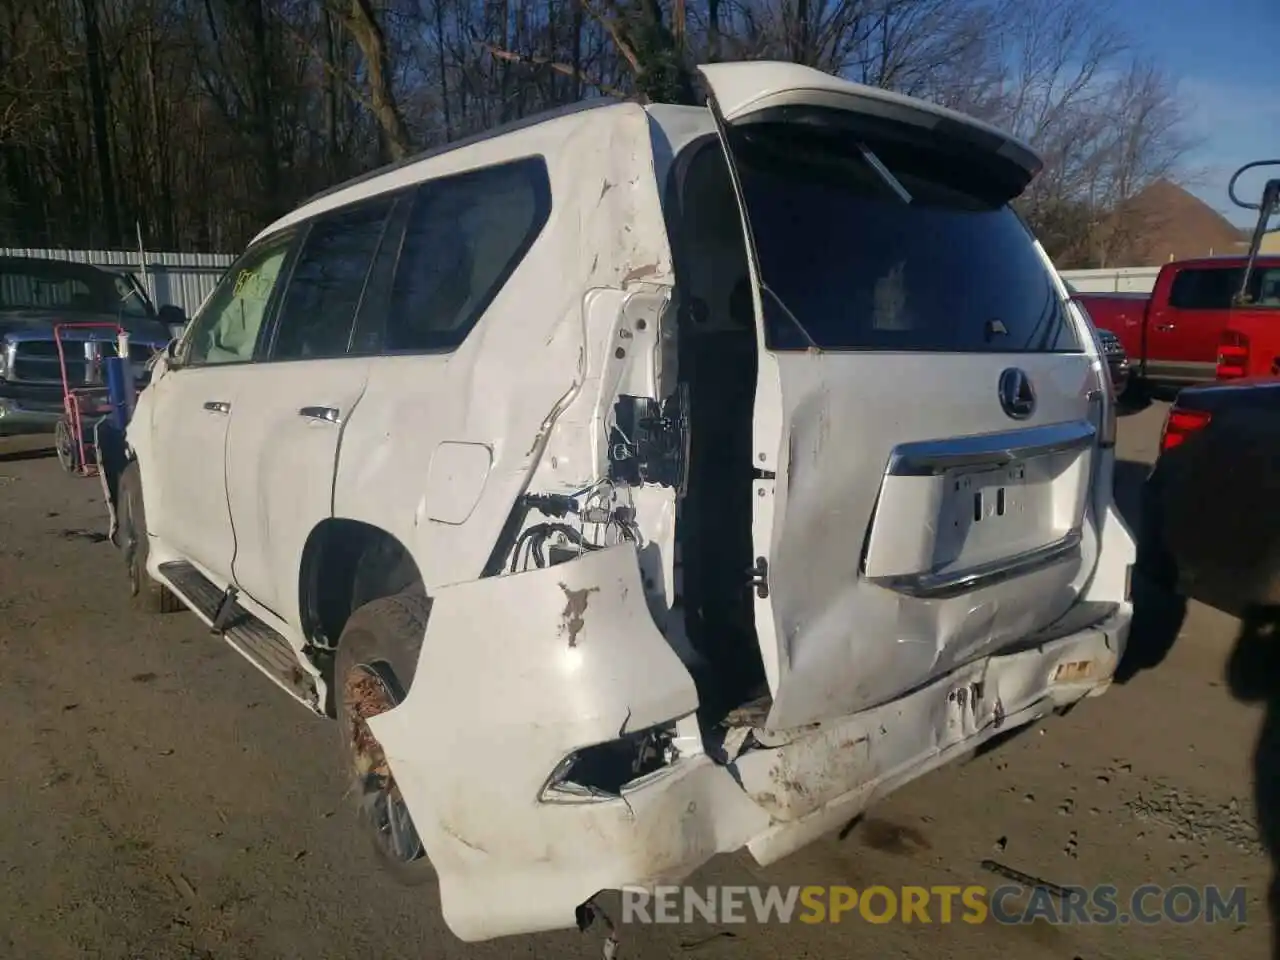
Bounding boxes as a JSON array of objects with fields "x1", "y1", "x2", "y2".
[
  {"x1": 887, "y1": 420, "x2": 1096, "y2": 477},
  {"x1": 869, "y1": 528, "x2": 1083, "y2": 599}
]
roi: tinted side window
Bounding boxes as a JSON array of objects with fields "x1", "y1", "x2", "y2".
[
  {"x1": 271, "y1": 200, "x2": 392, "y2": 360},
  {"x1": 719, "y1": 127, "x2": 1080, "y2": 352},
  {"x1": 1168, "y1": 267, "x2": 1241, "y2": 310},
  {"x1": 384, "y1": 157, "x2": 551, "y2": 352},
  {"x1": 184, "y1": 232, "x2": 294, "y2": 366}
]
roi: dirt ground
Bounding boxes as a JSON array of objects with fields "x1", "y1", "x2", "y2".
[{"x1": 0, "y1": 402, "x2": 1274, "y2": 960}]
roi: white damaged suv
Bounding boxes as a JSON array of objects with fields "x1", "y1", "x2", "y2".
[{"x1": 106, "y1": 61, "x2": 1135, "y2": 942}]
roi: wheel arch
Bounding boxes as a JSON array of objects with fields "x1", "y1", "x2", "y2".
[{"x1": 298, "y1": 518, "x2": 426, "y2": 659}]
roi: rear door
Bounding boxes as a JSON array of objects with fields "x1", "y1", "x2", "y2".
[
  {"x1": 225, "y1": 196, "x2": 400, "y2": 625},
  {"x1": 698, "y1": 62, "x2": 1106, "y2": 730}
]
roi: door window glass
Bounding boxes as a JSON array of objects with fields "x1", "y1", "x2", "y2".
[
  {"x1": 270, "y1": 200, "x2": 392, "y2": 360},
  {"x1": 185, "y1": 234, "x2": 293, "y2": 366}
]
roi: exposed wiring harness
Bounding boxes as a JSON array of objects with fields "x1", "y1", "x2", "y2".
[
  {"x1": 509, "y1": 521, "x2": 597, "y2": 572},
  {"x1": 509, "y1": 483, "x2": 640, "y2": 573}
]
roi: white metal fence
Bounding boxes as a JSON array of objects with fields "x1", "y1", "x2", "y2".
[
  {"x1": 1057, "y1": 266, "x2": 1161, "y2": 294},
  {"x1": 0, "y1": 247, "x2": 234, "y2": 317},
  {"x1": 1, "y1": 246, "x2": 1163, "y2": 312}
]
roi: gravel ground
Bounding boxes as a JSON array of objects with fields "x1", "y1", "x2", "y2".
[{"x1": 0, "y1": 401, "x2": 1274, "y2": 960}]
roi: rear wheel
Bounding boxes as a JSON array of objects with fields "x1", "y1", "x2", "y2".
[
  {"x1": 118, "y1": 462, "x2": 182, "y2": 614},
  {"x1": 54, "y1": 417, "x2": 79, "y2": 474},
  {"x1": 334, "y1": 591, "x2": 435, "y2": 886}
]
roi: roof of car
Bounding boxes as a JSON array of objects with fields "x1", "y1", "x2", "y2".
[{"x1": 296, "y1": 99, "x2": 617, "y2": 212}]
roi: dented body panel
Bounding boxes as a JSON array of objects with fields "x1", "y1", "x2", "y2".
[
  {"x1": 368, "y1": 544, "x2": 772, "y2": 941},
  {"x1": 755, "y1": 352, "x2": 1102, "y2": 729},
  {"x1": 328, "y1": 103, "x2": 677, "y2": 588},
  {"x1": 122, "y1": 60, "x2": 1136, "y2": 946},
  {"x1": 372, "y1": 539, "x2": 1130, "y2": 940}
]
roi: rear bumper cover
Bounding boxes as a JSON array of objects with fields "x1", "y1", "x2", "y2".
[{"x1": 368, "y1": 543, "x2": 1130, "y2": 942}]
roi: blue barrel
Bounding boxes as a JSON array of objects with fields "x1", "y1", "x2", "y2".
[{"x1": 102, "y1": 355, "x2": 133, "y2": 430}]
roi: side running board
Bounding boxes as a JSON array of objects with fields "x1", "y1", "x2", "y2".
[{"x1": 158, "y1": 561, "x2": 319, "y2": 710}]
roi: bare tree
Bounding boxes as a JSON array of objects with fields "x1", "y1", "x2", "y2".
[
  {"x1": 1085, "y1": 60, "x2": 1198, "y2": 265},
  {"x1": 0, "y1": 0, "x2": 1199, "y2": 258},
  {"x1": 325, "y1": 0, "x2": 414, "y2": 159}
]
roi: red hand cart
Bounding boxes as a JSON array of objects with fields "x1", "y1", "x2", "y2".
[{"x1": 52, "y1": 322, "x2": 130, "y2": 477}]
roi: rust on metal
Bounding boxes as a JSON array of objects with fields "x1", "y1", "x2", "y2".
[
  {"x1": 558, "y1": 582, "x2": 599, "y2": 648},
  {"x1": 1052, "y1": 659, "x2": 1096, "y2": 683},
  {"x1": 344, "y1": 668, "x2": 395, "y2": 785}
]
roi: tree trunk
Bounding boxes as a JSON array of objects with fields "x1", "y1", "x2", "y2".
[
  {"x1": 249, "y1": 0, "x2": 281, "y2": 218},
  {"x1": 433, "y1": 0, "x2": 451, "y2": 139},
  {"x1": 707, "y1": 0, "x2": 721, "y2": 62},
  {"x1": 337, "y1": 0, "x2": 413, "y2": 161},
  {"x1": 321, "y1": 7, "x2": 340, "y2": 176},
  {"x1": 570, "y1": 0, "x2": 583, "y2": 101},
  {"x1": 144, "y1": 24, "x2": 175, "y2": 247},
  {"x1": 81, "y1": 0, "x2": 120, "y2": 246}
]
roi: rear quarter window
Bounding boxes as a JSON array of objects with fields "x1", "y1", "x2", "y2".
[
  {"x1": 731, "y1": 123, "x2": 1081, "y2": 354},
  {"x1": 382, "y1": 156, "x2": 551, "y2": 352}
]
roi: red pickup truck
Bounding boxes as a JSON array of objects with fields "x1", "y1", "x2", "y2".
[{"x1": 1070, "y1": 255, "x2": 1280, "y2": 394}]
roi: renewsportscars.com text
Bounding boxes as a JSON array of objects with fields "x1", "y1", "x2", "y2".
[{"x1": 620, "y1": 884, "x2": 1248, "y2": 926}]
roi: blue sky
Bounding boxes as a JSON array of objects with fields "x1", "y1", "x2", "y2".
[{"x1": 1112, "y1": 0, "x2": 1280, "y2": 227}]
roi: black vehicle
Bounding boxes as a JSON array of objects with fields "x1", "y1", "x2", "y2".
[
  {"x1": 0, "y1": 256, "x2": 186, "y2": 436},
  {"x1": 1139, "y1": 159, "x2": 1280, "y2": 616},
  {"x1": 1139, "y1": 378, "x2": 1280, "y2": 616},
  {"x1": 1096, "y1": 327, "x2": 1131, "y2": 400}
]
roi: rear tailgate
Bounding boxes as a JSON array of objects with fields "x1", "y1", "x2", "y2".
[{"x1": 698, "y1": 61, "x2": 1108, "y2": 730}]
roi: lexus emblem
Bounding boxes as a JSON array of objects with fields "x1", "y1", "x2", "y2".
[{"x1": 998, "y1": 368, "x2": 1036, "y2": 420}]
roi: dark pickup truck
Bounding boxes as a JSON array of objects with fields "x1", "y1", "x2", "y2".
[
  {"x1": 0, "y1": 256, "x2": 185, "y2": 436},
  {"x1": 1139, "y1": 378, "x2": 1280, "y2": 617},
  {"x1": 1072, "y1": 255, "x2": 1280, "y2": 395}
]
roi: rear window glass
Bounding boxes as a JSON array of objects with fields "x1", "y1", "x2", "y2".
[{"x1": 728, "y1": 123, "x2": 1081, "y2": 353}]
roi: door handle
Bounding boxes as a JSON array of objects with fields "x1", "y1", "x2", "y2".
[
  {"x1": 202, "y1": 400, "x2": 231, "y2": 414},
  {"x1": 299, "y1": 406, "x2": 341, "y2": 424},
  {"x1": 1155, "y1": 323, "x2": 1175, "y2": 332}
]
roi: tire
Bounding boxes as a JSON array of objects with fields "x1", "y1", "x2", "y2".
[
  {"x1": 1117, "y1": 376, "x2": 1146, "y2": 411},
  {"x1": 333, "y1": 590, "x2": 436, "y2": 887},
  {"x1": 54, "y1": 417, "x2": 79, "y2": 474},
  {"x1": 118, "y1": 462, "x2": 182, "y2": 614}
]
